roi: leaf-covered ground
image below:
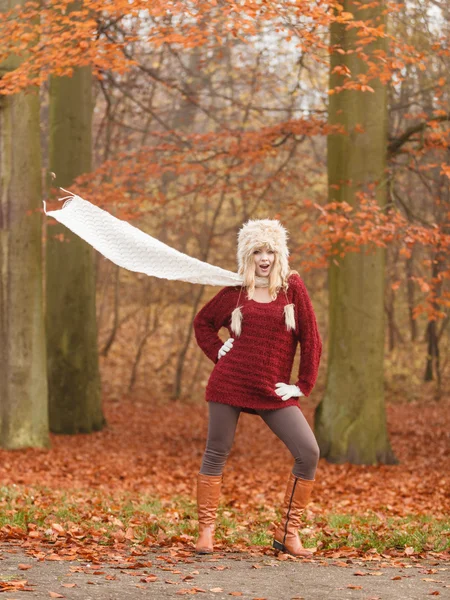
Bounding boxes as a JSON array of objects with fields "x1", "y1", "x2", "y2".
[{"x1": 0, "y1": 398, "x2": 448, "y2": 565}]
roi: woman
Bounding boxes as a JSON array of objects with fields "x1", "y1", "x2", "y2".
[{"x1": 193, "y1": 219, "x2": 322, "y2": 556}]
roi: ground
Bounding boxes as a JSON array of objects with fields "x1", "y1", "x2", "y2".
[
  {"x1": 1, "y1": 545, "x2": 449, "y2": 599},
  {"x1": 0, "y1": 398, "x2": 448, "y2": 599}
]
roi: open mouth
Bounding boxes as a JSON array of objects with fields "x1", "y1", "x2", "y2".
[{"x1": 260, "y1": 265, "x2": 270, "y2": 273}]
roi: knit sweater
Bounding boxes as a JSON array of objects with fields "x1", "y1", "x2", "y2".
[{"x1": 193, "y1": 273, "x2": 322, "y2": 411}]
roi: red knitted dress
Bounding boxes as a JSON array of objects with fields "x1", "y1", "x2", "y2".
[{"x1": 193, "y1": 273, "x2": 322, "y2": 412}]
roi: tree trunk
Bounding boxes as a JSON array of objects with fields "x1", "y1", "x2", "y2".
[
  {"x1": 0, "y1": 0, "x2": 49, "y2": 448},
  {"x1": 46, "y1": 63, "x2": 104, "y2": 433},
  {"x1": 314, "y1": 0, "x2": 396, "y2": 465},
  {"x1": 424, "y1": 320, "x2": 438, "y2": 382},
  {"x1": 172, "y1": 286, "x2": 205, "y2": 400},
  {"x1": 405, "y1": 251, "x2": 417, "y2": 342},
  {"x1": 423, "y1": 240, "x2": 446, "y2": 391}
]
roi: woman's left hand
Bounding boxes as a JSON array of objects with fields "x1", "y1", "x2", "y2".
[{"x1": 275, "y1": 382, "x2": 304, "y2": 401}]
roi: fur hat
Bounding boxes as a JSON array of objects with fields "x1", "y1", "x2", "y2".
[
  {"x1": 237, "y1": 219, "x2": 290, "y2": 282},
  {"x1": 231, "y1": 219, "x2": 295, "y2": 337}
]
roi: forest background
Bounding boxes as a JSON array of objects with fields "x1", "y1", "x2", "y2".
[{"x1": 0, "y1": 0, "x2": 449, "y2": 563}]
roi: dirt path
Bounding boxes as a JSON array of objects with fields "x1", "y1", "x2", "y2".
[{"x1": 0, "y1": 546, "x2": 448, "y2": 600}]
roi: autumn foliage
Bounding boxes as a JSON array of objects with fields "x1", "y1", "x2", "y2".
[{"x1": 0, "y1": 397, "x2": 448, "y2": 560}]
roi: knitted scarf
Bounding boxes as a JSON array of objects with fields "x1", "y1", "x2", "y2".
[
  {"x1": 43, "y1": 191, "x2": 267, "y2": 288},
  {"x1": 44, "y1": 191, "x2": 295, "y2": 335}
]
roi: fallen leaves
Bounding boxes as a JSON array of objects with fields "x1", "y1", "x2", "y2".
[
  {"x1": 0, "y1": 580, "x2": 34, "y2": 593},
  {"x1": 141, "y1": 575, "x2": 157, "y2": 583},
  {"x1": 0, "y1": 399, "x2": 447, "y2": 567},
  {"x1": 51, "y1": 524, "x2": 65, "y2": 536}
]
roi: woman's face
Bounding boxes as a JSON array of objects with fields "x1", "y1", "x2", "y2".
[{"x1": 253, "y1": 247, "x2": 275, "y2": 277}]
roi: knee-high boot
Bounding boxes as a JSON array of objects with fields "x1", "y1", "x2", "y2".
[
  {"x1": 273, "y1": 473, "x2": 314, "y2": 557},
  {"x1": 195, "y1": 473, "x2": 222, "y2": 554}
]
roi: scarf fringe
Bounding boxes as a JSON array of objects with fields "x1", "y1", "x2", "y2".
[
  {"x1": 284, "y1": 303, "x2": 296, "y2": 331},
  {"x1": 231, "y1": 306, "x2": 243, "y2": 337}
]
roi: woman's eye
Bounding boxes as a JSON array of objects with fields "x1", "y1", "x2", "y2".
[{"x1": 254, "y1": 250, "x2": 261, "y2": 255}]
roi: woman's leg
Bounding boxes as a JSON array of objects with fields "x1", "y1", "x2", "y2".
[
  {"x1": 258, "y1": 405, "x2": 319, "y2": 556},
  {"x1": 200, "y1": 401, "x2": 241, "y2": 476},
  {"x1": 196, "y1": 402, "x2": 241, "y2": 553},
  {"x1": 258, "y1": 405, "x2": 319, "y2": 480}
]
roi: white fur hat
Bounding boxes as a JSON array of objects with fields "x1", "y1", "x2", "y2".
[{"x1": 237, "y1": 219, "x2": 290, "y2": 281}]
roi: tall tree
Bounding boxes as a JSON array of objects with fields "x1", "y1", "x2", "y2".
[
  {"x1": 46, "y1": 61, "x2": 104, "y2": 433},
  {"x1": 314, "y1": 0, "x2": 396, "y2": 464},
  {"x1": 0, "y1": 0, "x2": 48, "y2": 448}
]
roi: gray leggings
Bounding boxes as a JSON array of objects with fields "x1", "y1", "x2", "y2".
[{"x1": 200, "y1": 402, "x2": 320, "y2": 480}]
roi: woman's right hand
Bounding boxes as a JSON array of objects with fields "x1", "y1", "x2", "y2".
[{"x1": 218, "y1": 338, "x2": 234, "y2": 359}]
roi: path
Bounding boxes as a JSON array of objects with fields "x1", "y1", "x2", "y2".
[{"x1": 0, "y1": 546, "x2": 449, "y2": 599}]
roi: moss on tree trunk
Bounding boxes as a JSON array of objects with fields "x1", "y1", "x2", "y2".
[
  {"x1": 46, "y1": 65, "x2": 104, "y2": 434},
  {"x1": 314, "y1": 0, "x2": 396, "y2": 465}
]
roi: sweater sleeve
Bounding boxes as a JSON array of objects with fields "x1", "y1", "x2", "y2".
[
  {"x1": 290, "y1": 275, "x2": 322, "y2": 397},
  {"x1": 193, "y1": 287, "x2": 235, "y2": 364}
]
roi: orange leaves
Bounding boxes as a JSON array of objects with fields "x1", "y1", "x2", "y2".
[
  {"x1": 72, "y1": 115, "x2": 331, "y2": 220},
  {"x1": 440, "y1": 164, "x2": 450, "y2": 180},
  {"x1": 359, "y1": 84, "x2": 374, "y2": 93},
  {"x1": 0, "y1": 579, "x2": 34, "y2": 592},
  {"x1": 296, "y1": 196, "x2": 450, "y2": 322},
  {"x1": 347, "y1": 584, "x2": 363, "y2": 589},
  {"x1": 0, "y1": 0, "x2": 441, "y2": 98},
  {"x1": 335, "y1": 11, "x2": 355, "y2": 23},
  {"x1": 411, "y1": 277, "x2": 431, "y2": 294},
  {"x1": 329, "y1": 79, "x2": 376, "y2": 95},
  {"x1": 0, "y1": 0, "x2": 133, "y2": 93},
  {"x1": 332, "y1": 65, "x2": 351, "y2": 78},
  {"x1": 51, "y1": 523, "x2": 66, "y2": 535},
  {"x1": 0, "y1": 398, "x2": 448, "y2": 566}
]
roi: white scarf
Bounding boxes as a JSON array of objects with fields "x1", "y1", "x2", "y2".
[
  {"x1": 44, "y1": 192, "x2": 297, "y2": 335},
  {"x1": 43, "y1": 191, "x2": 268, "y2": 288}
]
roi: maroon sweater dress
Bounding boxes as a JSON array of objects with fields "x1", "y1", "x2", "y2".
[{"x1": 193, "y1": 273, "x2": 322, "y2": 412}]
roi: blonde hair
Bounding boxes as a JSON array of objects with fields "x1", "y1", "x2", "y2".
[{"x1": 240, "y1": 245, "x2": 290, "y2": 300}]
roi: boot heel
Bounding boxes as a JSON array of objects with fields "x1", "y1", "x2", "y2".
[
  {"x1": 273, "y1": 539, "x2": 285, "y2": 552},
  {"x1": 196, "y1": 547, "x2": 213, "y2": 555}
]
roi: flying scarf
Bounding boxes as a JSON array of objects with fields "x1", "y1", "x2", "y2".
[
  {"x1": 43, "y1": 191, "x2": 267, "y2": 288},
  {"x1": 43, "y1": 191, "x2": 299, "y2": 335}
]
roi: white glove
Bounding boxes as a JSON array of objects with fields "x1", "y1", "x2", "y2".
[
  {"x1": 275, "y1": 382, "x2": 304, "y2": 401},
  {"x1": 218, "y1": 338, "x2": 234, "y2": 359}
]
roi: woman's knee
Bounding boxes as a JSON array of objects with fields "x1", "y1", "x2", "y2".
[
  {"x1": 200, "y1": 446, "x2": 230, "y2": 476},
  {"x1": 305, "y1": 438, "x2": 320, "y2": 467},
  {"x1": 293, "y1": 438, "x2": 320, "y2": 480}
]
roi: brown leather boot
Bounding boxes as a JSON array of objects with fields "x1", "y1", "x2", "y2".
[
  {"x1": 273, "y1": 473, "x2": 314, "y2": 557},
  {"x1": 195, "y1": 473, "x2": 222, "y2": 554}
]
